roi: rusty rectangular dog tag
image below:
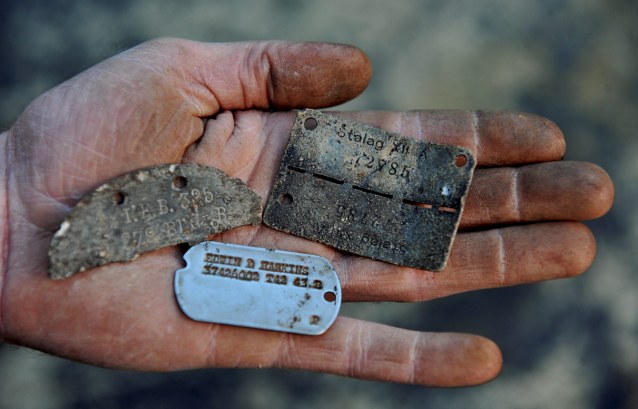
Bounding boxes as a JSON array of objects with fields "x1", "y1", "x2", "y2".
[{"x1": 263, "y1": 110, "x2": 475, "y2": 271}]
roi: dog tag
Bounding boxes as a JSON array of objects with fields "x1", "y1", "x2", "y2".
[
  {"x1": 175, "y1": 241, "x2": 341, "y2": 335},
  {"x1": 264, "y1": 109, "x2": 475, "y2": 271},
  {"x1": 49, "y1": 164, "x2": 262, "y2": 279}
]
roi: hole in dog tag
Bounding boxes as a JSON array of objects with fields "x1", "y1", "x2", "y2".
[
  {"x1": 174, "y1": 241, "x2": 341, "y2": 335},
  {"x1": 263, "y1": 109, "x2": 476, "y2": 271},
  {"x1": 49, "y1": 164, "x2": 262, "y2": 279}
]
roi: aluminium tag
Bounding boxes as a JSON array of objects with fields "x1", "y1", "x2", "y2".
[
  {"x1": 175, "y1": 241, "x2": 341, "y2": 335},
  {"x1": 49, "y1": 164, "x2": 262, "y2": 279},
  {"x1": 263, "y1": 109, "x2": 476, "y2": 271}
]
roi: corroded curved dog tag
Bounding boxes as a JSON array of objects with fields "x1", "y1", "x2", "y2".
[
  {"x1": 49, "y1": 164, "x2": 262, "y2": 279},
  {"x1": 264, "y1": 109, "x2": 476, "y2": 271},
  {"x1": 175, "y1": 241, "x2": 341, "y2": 335}
]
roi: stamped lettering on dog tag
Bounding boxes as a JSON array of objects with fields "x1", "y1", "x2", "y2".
[
  {"x1": 49, "y1": 164, "x2": 262, "y2": 279},
  {"x1": 263, "y1": 109, "x2": 476, "y2": 271},
  {"x1": 174, "y1": 241, "x2": 341, "y2": 335}
]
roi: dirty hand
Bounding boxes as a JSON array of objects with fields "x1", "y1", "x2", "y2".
[{"x1": 0, "y1": 39, "x2": 613, "y2": 386}]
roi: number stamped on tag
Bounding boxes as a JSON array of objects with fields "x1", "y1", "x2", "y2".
[
  {"x1": 263, "y1": 109, "x2": 476, "y2": 271},
  {"x1": 174, "y1": 241, "x2": 341, "y2": 335}
]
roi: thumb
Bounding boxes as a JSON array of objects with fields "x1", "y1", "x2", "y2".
[{"x1": 139, "y1": 38, "x2": 372, "y2": 113}]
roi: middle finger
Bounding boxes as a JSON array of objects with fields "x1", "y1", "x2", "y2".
[{"x1": 461, "y1": 161, "x2": 612, "y2": 229}]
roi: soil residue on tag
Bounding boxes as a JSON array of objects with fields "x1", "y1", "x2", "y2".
[{"x1": 49, "y1": 164, "x2": 262, "y2": 279}]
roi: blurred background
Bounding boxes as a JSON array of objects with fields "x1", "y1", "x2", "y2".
[{"x1": 1, "y1": 0, "x2": 636, "y2": 408}]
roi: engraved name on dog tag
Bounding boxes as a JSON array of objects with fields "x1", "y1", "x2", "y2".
[
  {"x1": 263, "y1": 109, "x2": 476, "y2": 271},
  {"x1": 49, "y1": 164, "x2": 262, "y2": 279},
  {"x1": 175, "y1": 241, "x2": 341, "y2": 335}
]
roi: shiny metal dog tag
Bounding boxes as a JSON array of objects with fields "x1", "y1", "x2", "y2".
[
  {"x1": 175, "y1": 241, "x2": 341, "y2": 335},
  {"x1": 49, "y1": 164, "x2": 262, "y2": 279},
  {"x1": 264, "y1": 109, "x2": 476, "y2": 271}
]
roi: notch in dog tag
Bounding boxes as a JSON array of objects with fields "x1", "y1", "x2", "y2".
[
  {"x1": 175, "y1": 241, "x2": 341, "y2": 335},
  {"x1": 263, "y1": 110, "x2": 476, "y2": 271},
  {"x1": 49, "y1": 164, "x2": 262, "y2": 279}
]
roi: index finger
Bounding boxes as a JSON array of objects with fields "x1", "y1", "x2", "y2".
[
  {"x1": 185, "y1": 110, "x2": 566, "y2": 200},
  {"x1": 334, "y1": 110, "x2": 565, "y2": 167}
]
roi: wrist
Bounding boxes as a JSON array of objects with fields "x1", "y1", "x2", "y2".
[{"x1": 0, "y1": 130, "x2": 9, "y2": 341}]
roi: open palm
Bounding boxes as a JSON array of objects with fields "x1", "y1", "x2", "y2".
[{"x1": 0, "y1": 39, "x2": 613, "y2": 386}]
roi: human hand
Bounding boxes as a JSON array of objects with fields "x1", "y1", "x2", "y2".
[{"x1": 0, "y1": 39, "x2": 613, "y2": 386}]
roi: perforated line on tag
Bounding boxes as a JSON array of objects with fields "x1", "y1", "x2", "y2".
[{"x1": 282, "y1": 164, "x2": 462, "y2": 214}]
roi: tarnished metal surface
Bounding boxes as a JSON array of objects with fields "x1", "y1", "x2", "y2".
[
  {"x1": 49, "y1": 164, "x2": 262, "y2": 279},
  {"x1": 264, "y1": 109, "x2": 476, "y2": 271},
  {"x1": 175, "y1": 241, "x2": 341, "y2": 335}
]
